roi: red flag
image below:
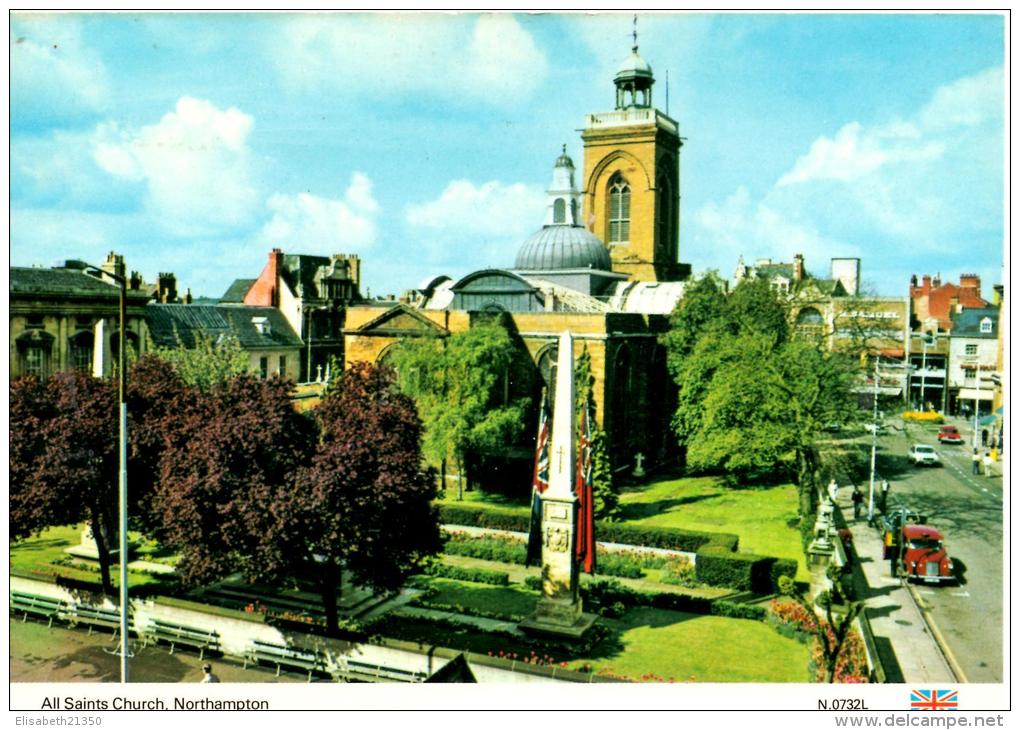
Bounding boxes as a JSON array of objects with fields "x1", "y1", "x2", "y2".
[
  {"x1": 526, "y1": 390, "x2": 551, "y2": 566},
  {"x1": 575, "y1": 394, "x2": 596, "y2": 574}
]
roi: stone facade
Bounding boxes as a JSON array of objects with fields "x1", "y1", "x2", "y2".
[{"x1": 10, "y1": 262, "x2": 151, "y2": 380}]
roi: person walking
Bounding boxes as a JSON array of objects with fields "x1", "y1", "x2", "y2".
[
  {"x1": 827, "y1": 479, "x2": 839, "y2": 504},
  {"x1": 851, "y1": 486, "x2": 864, "y2": 520},
  {"x1": 983, "y1": 450, "x2": 994, "y2": 477},
  {"x1": 972, "y1": 448, "x2": 982, "y2": 475},
  {"x1": 200, "y1": 663, "x2": 220, "y2": 683},
  {"x1": 879, "y1": 479, "x2": 890, "y2": 514}
]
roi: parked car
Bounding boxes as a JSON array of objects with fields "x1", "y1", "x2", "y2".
[
  {"x1": 909, "y1": 443, "x2": 940, "y2": 466},
  {"x1": 937, "y1": 425, "x2": 964, "y2": 444},
  {"x1": 883, "y1": 523, "x2": 955, "y2": 584}
]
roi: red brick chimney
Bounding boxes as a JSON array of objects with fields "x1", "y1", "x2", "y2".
[
  {"x1": 959, "y1": 273, "x2": 981, "y2": 295},
  {"x1": 245, "y1": 248, "x2": 283, "y2": 307},
  {"x1": 921, "y1": 275, "x2": 932, "y2": 293}
]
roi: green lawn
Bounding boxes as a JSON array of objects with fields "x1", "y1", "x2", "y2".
[
  {"x1": 11, "y1": 524, "x2": 175, "y2": 590},
  {"x1": 419, "y1": 578, "x2": 538, "y2": 619},
  {"x1": 570, "y1": 607, "x2": 810, "y2": 682},
  {"x1": 617, "y1": 476, "x2": 808, "y2": 580}
]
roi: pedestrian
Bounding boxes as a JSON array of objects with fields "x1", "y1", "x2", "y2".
[
  {"x1": 982, "y1": 428, "x2": 989, "y2": 447},
  {"x1": 201, "y1": 663, "x2": 220, "y2": 683},
  {"x1": 851, "y1": 487, "x2": 864, "y2": 520},
  {"x1": 983, "y1": 451, "x2": 993, "y2": 477},
  {"x1": 879, "y1": 479, "x2": 890, "y2": 514},
  {"x1": 828, "y1": 479, "x2": 839, "y2": 504},
  {"x1": 971, "y1": 448, "x2": 981, "y2": 475}
]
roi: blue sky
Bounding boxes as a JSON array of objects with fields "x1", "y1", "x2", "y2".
[{"x1": 9, "y1": 12, "x2": 1006, "y2": 299}]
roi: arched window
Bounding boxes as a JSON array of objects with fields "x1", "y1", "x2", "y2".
[
  {"x1": 796, "y1": 307, "x2": 824, "y2": 325},
  {"x1": 68, "y1": 331, "x2": 95, "y2": 373},
  {"x1": 553, "y1": 198, "x2": 566, "y2": 224},
  {"x1": 608, "y1": 174, "x2": 631, "y2": 244}
]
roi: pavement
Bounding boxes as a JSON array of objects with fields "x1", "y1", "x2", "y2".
[{"x1": 833, "y1": 487, "x2": 957, "y2": 683}]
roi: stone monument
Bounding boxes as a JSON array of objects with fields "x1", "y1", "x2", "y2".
[{"x1": 519, "y1": 331, "x2": 597, "y2": 639}]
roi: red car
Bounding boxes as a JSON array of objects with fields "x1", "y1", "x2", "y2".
[
  {"x1": 938, "y1": 425, "x2": 964, "y2": 444},
  {"x1": 885, "y1": 524, "x2": 955, "y2": 584}
]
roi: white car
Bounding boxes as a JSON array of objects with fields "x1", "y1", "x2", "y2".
[{"x1": 909, "y1": 444, "x2": 940, "y2": 467}]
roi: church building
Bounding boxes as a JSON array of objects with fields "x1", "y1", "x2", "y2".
[{"x1": 343, "y1": 40, "x2": 690, "y2": 479}]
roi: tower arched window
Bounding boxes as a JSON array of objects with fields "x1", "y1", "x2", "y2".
[
  {"x1": 608, "y1": 174, "x2": 631, "y2": 244},
  {"x1": 553, "y1": 198, "x2": 566, "y2": 224}
]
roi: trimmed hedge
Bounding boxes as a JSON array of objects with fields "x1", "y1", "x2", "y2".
[
  {"x1": 439, "y1": 504, "x2": 797, "y2": 594},
  {"x1": 424, "y1": 563, "x2": 511, "y2": 586},
  {"x1": 523, "y1": 576, "x2": 767, "y2": 622},
  {"x1": 438, "y1": 503, "x2": 739, "y2": 552},
  {"x1": 695, "y1": 550, "x2": 798, "y2": 594}
]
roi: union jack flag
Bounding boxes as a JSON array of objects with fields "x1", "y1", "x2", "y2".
[
  {"x1": 910, "y1": 689, "x2": 958, "y2": 710},
  {"x1": 525, "y1": 390, "x2": 551, "y2": 567}
]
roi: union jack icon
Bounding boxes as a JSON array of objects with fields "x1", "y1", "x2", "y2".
[{"x1": 910, "y1": 689, "x2": 958, "y2": 710}]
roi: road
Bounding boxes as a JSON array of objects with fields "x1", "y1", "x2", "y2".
[{"x1": 867, "y1": 417, "x2": 1003, "y2": 683}]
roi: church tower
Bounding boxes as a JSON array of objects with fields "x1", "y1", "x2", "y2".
[{"x1": 581, "y1": 25, "x2": 687, "y2": 282}]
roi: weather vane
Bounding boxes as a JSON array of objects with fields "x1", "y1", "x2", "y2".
[{"x1": 633, "y1": 14, "x2": 638, "y2": 51}]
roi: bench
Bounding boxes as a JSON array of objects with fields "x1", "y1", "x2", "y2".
[
  {"x1": 244, "y1": 639, "x2": 327, "y2": 682},
  {"x1": 65, "y1": 603, "x2": 126, "y2": 638},
  {"x1": 344, "y1": 659, "x2": 426, "y2": 684},
  {"x1": 10, "y1": 591, "x2": 69, "y2": 628},
  {"x1": 144, "y1": 619, "x2": 220, "y2": 659}
]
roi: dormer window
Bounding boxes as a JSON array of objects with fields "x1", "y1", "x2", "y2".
[
  {"x1": 252, "y1": 316, "x2": 271, "y2": 336},
  {"x1": 980, "y1": 317, "x2": 993, "y2": 334}
]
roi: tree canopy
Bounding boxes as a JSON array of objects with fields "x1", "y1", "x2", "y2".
[
  {"x1": 665, "y1": 275, "x2": 859, "y2": 514},
  {"x1": 153, "y1": 331, "x2": 250, "y2": 390},
  {"x1": 389, "y1": 321, "x2": 531, "y2": 497},
  {"x1": 10, "y1": 372, "x2": 120, "y2": 593}
]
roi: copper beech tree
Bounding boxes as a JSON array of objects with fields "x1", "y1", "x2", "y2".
[
  {"x1": 10, "y1": 372, "x2": 120, "y2": 594},
  {"x1": 153, "y1": 361, "x2": 440, "y2": 636}
]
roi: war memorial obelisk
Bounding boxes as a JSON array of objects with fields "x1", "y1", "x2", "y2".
[{"x1": 519, "y1": 331, "x2": 597, "y2": 639}]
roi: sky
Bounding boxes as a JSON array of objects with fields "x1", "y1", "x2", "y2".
[{"x1": 8, "y1": 11, "x2": 1007, "y2": 300}]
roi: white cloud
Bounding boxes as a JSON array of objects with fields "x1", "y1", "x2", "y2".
[
  {"x1": 919, "y1": 66, "x2": 1004, "y2": 132},
  {"x1": 273, "y1": 14, "x2": 547, "y2": 104},
  {"x1": 693, "y1": 186, "x2": 852, "y2": 273},
  {"x1": 260, "y1": 173, "x2": 381, "y2": 252},
  {"x1": 777, "y1": 121, "x2": 944, "y2": 187},
  {"x1": 10, "y1": 17, "x2": 110, "y2": 127},
  {"x1": 92, "y1": 97, "x2": 259, "y2": 235},
  {"x1": 405, "y1": 179, "x2": 546, "y2": 238}
]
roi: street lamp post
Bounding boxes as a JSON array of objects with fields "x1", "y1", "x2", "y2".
[
  {"x1": 972, "y1": 357, "x2": 983, "y2": 449},
  {"x1": 76, "y1": 262, "x2": 130, "y2": 684},
  {"x1": 919, "y1": 333, "x2": 929, "y2": 411},
  {"x1": 867, "y1": 357, "x2": 880, "y2": 525}
]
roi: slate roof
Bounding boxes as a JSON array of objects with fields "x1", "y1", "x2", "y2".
[
  {"x1": 147, "y1": 304, "x2": 302, "y2": 350},
  {"x1": 281, "y1": 254, "x2": 331, "y2": 299},
  {"x1": 219, "y1": 278, "x2": 256, "y2": 303},
  {"x1": 950, "y1": 307, "x2": 999, "y2": 338},
  {"x1": 10, "y1": 267, "x2": 147, "y2": 301}
]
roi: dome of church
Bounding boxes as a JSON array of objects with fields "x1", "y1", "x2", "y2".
[
  {"x1": 615, "y1": 48, "x2": 653, "y2": 81},
  {"x1": 515, "y1": 225, "x2": 612, "y2": 271}
]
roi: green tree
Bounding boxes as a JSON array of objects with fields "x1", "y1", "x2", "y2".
[
  {"x1": 665, "y1": 276, "x2": 858, "y2": 514},
  {"x1": 154, "y1": 330, "x2": 249, "y2": 390},
  {"x1": 390, "y1": 322, "x2": 530, "y2": 499},
  {"x1": 575, "y1": 347, "x2": 619, "y2": 520}
]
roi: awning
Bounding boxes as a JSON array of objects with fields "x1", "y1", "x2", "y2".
[
  {"x1": 979, "y1": 415, "x2": 998, "y2": 426},
  {"x1": 958, "y1": 388, "x2": 993, "y2": 401}
]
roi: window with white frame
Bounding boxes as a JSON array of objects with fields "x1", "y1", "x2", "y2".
[
  {"x1": 965, "y1": 344, "x2": 978, "y2": 356},
  {"x1": 980, "y1": 317, "x2": 993, "y2": 334}
]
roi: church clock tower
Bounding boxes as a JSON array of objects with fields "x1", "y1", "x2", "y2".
[{"x1": 581, "y1": 29, "x2": 688, "y2": 282}]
